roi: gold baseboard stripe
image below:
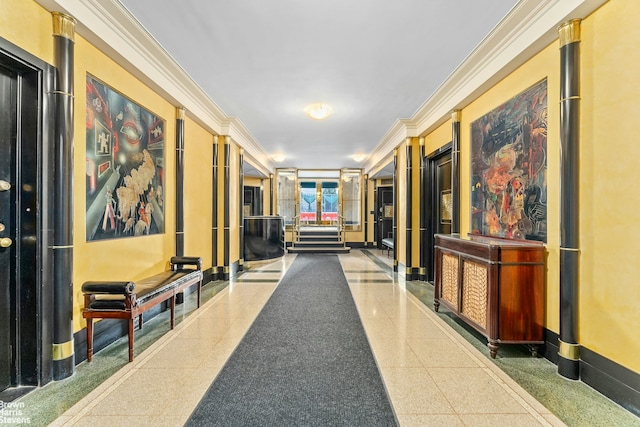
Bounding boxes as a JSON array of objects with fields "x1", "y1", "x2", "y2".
[
  {"x1": 52, "y1": 340, "x2": 74, "y2": 361},
  {"x1": 559, "y1": 340, "x2": 580, "y2": 361}
]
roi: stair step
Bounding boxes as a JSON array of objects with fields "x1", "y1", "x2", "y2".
[
  {"x1": 288, "y1": 246, "x2": 351, "y2": 254},
  {"x1": 293, "y1": 241, "x2": 345, "y2": 248}
]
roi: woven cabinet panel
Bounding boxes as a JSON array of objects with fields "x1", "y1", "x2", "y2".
[
  {"x1": 441, "y1": 254, "x2": 459, "y2": 307},
  {"x1": 461, "y1": 260, "x2": 488, "y2": 329}
]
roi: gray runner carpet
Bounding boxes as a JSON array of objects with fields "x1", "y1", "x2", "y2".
[{"x1": 186, "y1": 253, "x2": 398, "y2": 426}]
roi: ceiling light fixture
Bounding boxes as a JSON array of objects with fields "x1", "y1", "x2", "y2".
[
  {"x1": 304, "y1": 103, "x2": 333, "y2": 120},
  {"x1": 272, "y1": 154, "x2": 286, "y2": 162},
  {"x1": 351, "y1": 154, "x2": 367, "y2": 162}
]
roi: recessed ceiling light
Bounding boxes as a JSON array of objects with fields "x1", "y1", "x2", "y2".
[
  {"x1": 304, "y1": 103, "x2": 333, "y2": 120},
  {"x1": 351, "y1": 154, "x2": 367, "y2": 162},
  {"x1": 272, "y1": 154, "x2": 286, "y2": 162}
]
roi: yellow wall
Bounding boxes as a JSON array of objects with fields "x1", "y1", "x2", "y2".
[
  {"x1": 184, "y1": 117, "x2": 213, "y2": 269},
  {"x1": 72, "y1": 35, "x2": 178, "y2": 332},
  {"x1": 0, "y1": 0, "x2": 53, "y2": 63},
  {"x1": 423, "y1": 120, "x2": 451, "y2": 155},
  {"x1": 579, "y1": 0, "x2": 640, "y2": 371}
]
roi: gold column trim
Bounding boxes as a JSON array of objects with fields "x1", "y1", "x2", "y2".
[
  {"x1": 419, "y1": 137, "x2": 425, "y2": 146},
  {"x1": 176, "y1": 107, "x2": 186, "y2": 120},
  {"x1": 52, "y1": 12, "x2": 76, "y2": 41},
  {"x1": 405, "y1": 137, "x2": 412, "y2": 146},
  {"x1": 559, "y1": 19, "x2": 581, "y2": 48},
  {"x1": 52, "y1": 340, "x2": 74, "y2": 360},
  {"x1": 419, "y1": 267, "x2": 426, "y2": 275},
  {"x1": 558, "y1": 340, "x2": 580, "y2": 360},
  {"x1": 451, "y1": 110, "x2": 461, "y2": 123}
]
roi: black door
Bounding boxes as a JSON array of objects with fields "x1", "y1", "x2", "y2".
[
  {"x1": 376, "y1": 186, "x2": 393, "y2": 247},
  {"x1": 0, "y1": 63, "x2": 17, "y2": 392},
  {"x1": 424, "y1": 146, "x2": 452, "y2": 282},
  {"x1": 0, "y1": 56, "x2": 41, "y2": 393}
]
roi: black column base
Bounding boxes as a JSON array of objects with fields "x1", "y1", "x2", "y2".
[
  {"x1": 558, "y1": 355, "x2": 580, "y2": 380},
  {"x1": 52, "y1": 356, "x2": 75, "y2": 381}
]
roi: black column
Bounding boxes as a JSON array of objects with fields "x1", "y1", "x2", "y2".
[
  {"x1": 392, "y1": 148, "x2": 398, "y2": 272},
  {"x1": 451, "y1": 110, "x2": 461, "y2": 234},
  {"x1": 175, "y1": 107, "x2": 185, "y2": 257},
  {"x1": 51, "y1": 12, "x2": 75, "y2": 380},
  {"x1": 558, "y1": 19, "x2": 582, "y2": 380},
  {"x1": 363, "y1": 174, "x2": 368, "y2": 248},
  {"x1": 212, "y1": 137, "x2": 219, "y2": 279},
  {"x1": 269, "y1": 174, "x2": 274, "y2": 215},
  {"x1": 238, "y1": 148, "x2": 244, "y2": 271},
  {"x1": 419, "y1": 137, "x2": 426, "y2": 281},
  {"x1": 223, "y1": 137, "x2": 231, "y2": 280},
  {"x1": 405, "y1": 139, "x2": 413, "y2": 280}
]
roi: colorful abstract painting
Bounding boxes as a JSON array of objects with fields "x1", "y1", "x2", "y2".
[
  {"x1": 85, "y1": 75, "x2": 165, "y2": 241},
  {"x1": 470, "y1": 79, "x2": 547, "y2": 242}
]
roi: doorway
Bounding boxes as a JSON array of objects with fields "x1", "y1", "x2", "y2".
[
  {"x1": 299, "y1": 181, "x2": 339, "y2": 225},
  {"x1": 0, "y1": 40, "x2": 55, "y2": 396},
  {"x1": 424, "y1": 144, "x2": 452, "y2": 283},
  {"x1": 376, "y1": 186, "x2": 393, "y2": 248}
]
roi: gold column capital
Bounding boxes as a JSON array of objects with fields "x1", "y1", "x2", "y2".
[
  {"x1": 419, "y1": 137, "x2": 425, "y2": 146},
  {"x1": 559, "y1": 19, "x2": 582, "y2": 48},
  {"x1": 52, "y1": 12, "x2": 76, "y2": 41},
  {"x1": 176, "y1": 106, "x2": 186, "y2": 120},
  {"x1": 451, "y1": 110, "x2": 461, "y2": 123}
]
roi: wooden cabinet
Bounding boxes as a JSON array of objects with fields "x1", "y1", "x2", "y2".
[{"x1": 434, "y1": 234, "x2": 545, "y2": 358}]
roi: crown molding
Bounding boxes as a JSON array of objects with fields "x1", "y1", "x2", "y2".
[
  {"x1": 34, "y1": 0, "x2": 270, "y2": 165},
  {"x1": 364, "y1": 119, "x2": 411, "y2": 173},
  {"x1": 368, "y1": 0, "x2": 608, "y2": 169}
]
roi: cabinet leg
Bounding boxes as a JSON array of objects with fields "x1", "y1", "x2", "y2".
[
  {"x1": 488, "y1": 341, "x2": 499, "y2": 358},
  {"x1": 528, "y1": 345, "x2": 539, "y2": 358},
  {"x1": 434, "y1": 299, "x2": 440, "y2": 312}
]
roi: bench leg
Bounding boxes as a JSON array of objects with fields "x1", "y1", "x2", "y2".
[
  {"x1": 197, "y1": 281, "x2": 202, "y2": 308},
  {"x1": 170, "y1": 295, "x2": 176, "y2": 329},
  {"x1": 86, "y1": 318, "x2": 94, "y2": 362},
  {"x1": 128, "y1": 318, "x2": 134, "y2": 362}
]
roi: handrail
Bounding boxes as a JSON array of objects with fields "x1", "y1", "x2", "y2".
[{"x1": 292, "y1": 215, "x2": 300, "y2": 244}]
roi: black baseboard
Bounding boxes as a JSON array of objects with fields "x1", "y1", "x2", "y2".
[
  {"x1": 543, "y1": 329, "x2": 639, "y2": 417},
  {"x1": 581, "y1": 347, "x2": 640, "y2": 416}
]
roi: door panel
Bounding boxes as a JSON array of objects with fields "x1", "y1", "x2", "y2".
[
  {"x1": 0, "y1": 64, "x2": 17, "y2": 392},
  {"x1": 424, "y1": 147, "x2": 452, "y2": 282},
  {"x1": 376, "y1": 186, "x2": 393, "y2": 247}
]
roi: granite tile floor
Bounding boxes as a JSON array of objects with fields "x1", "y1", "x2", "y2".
[{"x1": 12, "y1": 250, "x2": 640, "y2": 426}]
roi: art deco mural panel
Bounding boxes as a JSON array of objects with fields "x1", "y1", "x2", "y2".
[
  {"x1": 470, "y1": 79, "x2": 547, "y2": 241},
  {"x1": 85, "y1": 75, "x2": 165, "y2": 241}
]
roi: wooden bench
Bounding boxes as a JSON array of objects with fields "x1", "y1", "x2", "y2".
[
  {"x1": 82, "y1": 256, "x2": 203, "y2": 362},
  {"x1": 381, "y1": 236, "x2": 394, "y2": 256}
]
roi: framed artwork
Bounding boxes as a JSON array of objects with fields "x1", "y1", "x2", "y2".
[
  {"x1": 85, "y1": 74, "x2": 165, "y2": 241},
  {"x1": 440, "y1": 190, "x2": 452, "y2": 223},
  {"x1": 470, "y1": 79, "x2": 547, "y2": 241},
  {"x1": 383, "y1": 204, "x2": 393, "y2": 219}
]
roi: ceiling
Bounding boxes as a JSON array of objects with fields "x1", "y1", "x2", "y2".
[{"x1": 116, "y1": 0, "x2": 520, "y2": 174}]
